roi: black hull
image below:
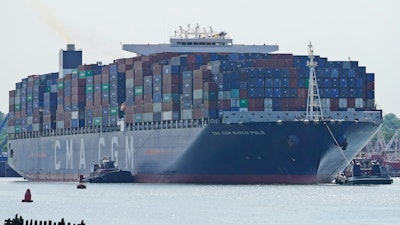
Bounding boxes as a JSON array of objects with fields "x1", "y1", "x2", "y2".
[
  {"x1": 84, "y1": 170, "x2": 134, "y2": 183},
  {"x1": 8, "y1": 120, "x2": 380, "y2": 184}
]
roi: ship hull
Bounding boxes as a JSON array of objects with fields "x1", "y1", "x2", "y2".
[{"x1": 8, "y1": 120, "x2": 380, "y2": 184}]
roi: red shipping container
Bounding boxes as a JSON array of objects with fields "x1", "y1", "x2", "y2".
[
  {"x1": 297, "y1": 88, "x2": 308, "y2": 98},
  {"x1": 9, "y1": 90, "x2": 15, "y2": 97},
  {"x1": 247, "y1": 107, "x2": 264, "y2": 111},
  {"x1": 239, "y1": 90, "x2": 247, "y2": 99},
  {"x1": 192, "y1": 109, "x2": 203, "y2": 119},
  {"x1": 162, "y1": 102, "x2": 180, "y2": 111},
  {"x1": 204, "y1": 100, "x2": 217, "y2": 109},
  {"x1": 347, "y1": 98, "x2": 355, "y2": 108},
  {"x1": 134, "y1": 104, "x2": 144, "y2": 113},
  {"x1": 289, "y1": 68, "x2": 297, "y2": 77},
  {"x1": 248, "y1": 98, "x2": 264, "y2": 108},
  {"x1": 289, "y1": 78, "x2": 298, "y2": 88},
  {"x1": 143, "y1": 103, "x2": 153, "y2": 113},
  {"x1": 217, "y1": 100, "x2": 231, "y2": 109},
  {"x1": 330, "y1": 98, "x2": 339, "y2": 111},
  {"x1": 126, "y1": 69, "x2": 134, "y2": 79}
]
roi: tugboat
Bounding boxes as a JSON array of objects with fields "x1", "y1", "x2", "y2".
[
  {"x1": 84, "y1": 156, "x2": 134, "y2": 183},
  {"x1": 334, "y1": 159, "x2": 393, "y2": 185}
]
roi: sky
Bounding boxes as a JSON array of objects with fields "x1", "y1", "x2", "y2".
[{"x1": 0, "y1": 0, "x2": 399, "y2": 116}]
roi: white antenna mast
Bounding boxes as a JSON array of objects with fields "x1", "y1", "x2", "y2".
[{"x1": 306, "y1": 42, "x2": 324, "y2": 121}]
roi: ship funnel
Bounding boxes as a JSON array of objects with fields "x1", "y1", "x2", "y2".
[
  {"x1": 66, "y1": 44, "x2": 75, "y2": 51},
  {"x1": 59, "y1": 44, "x2": 82, "y2": 78}
]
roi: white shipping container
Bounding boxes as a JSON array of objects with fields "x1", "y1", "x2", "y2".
[
  {"x1": 193, "y1": 89, "x2": 203, "y2": 99},
  {"x1": 56, "y1": 121, "x2": 64, "y2": 129},
  {"x1": 27, "y1": 116, "x2": 33, "y2": 124},
  {"x1": 367, "y1": 99, "x2": 375, "y2": 109},
  {"x1": 33, "y1": 123, "x2": 40, "y2": 131},
  {"x1": 264, "y1": 98, "x2": 273, "y2": 108},
  {"x1": 182, "y1": 109, "x2": 193, "y2": 120},
  {"x1": 339, "y1": 98, "x2": 347, "y2": 108},
  {"x1": 162, "y1": 111, "x2": 179, "y2": 121},
  {"x1": 321, "y1": 98, "x2": 330, "y2": 109},
  {"x1": 239, "y1": 108, "x2": 248, "y2": 112},
  {"x1": 126, "y1": 78, "x2": 134, "y2": 88},
  {"x1": 231, "y1": 99, "x2": 240, "y2": 107},
  {"x1": 162, "y1": 111, "x2": 172, "y2": 120},
  {"x1": 71, "y1": 111, "x2": 79, "y2": 119},
  {"x1": 355, "y1": 98, "x2": 364, "y2": 108},
  {"x1": 264, "y1": 108, "x2": 273, "y2": 112}
]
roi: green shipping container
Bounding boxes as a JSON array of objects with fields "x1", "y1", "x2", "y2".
[
  {"x1": 102, "y1": 83, "x2": 110, "y2": 91},
  {"x1": 134, "y1": 113, "x2": 142, "y2": 122},
  {"x1": 231, "y1": 89, "x2": 240, "y2": 98},
  {"x1": 78, "y1": 70, "x2": 85, "y2": 79},
  {"x1": 45, "y1": 86, "x2": 51, "y2": 92},
  {"x1": 93, "y1": 117, "x2": 102, "y2": 126},
  {"x1": 239, "y1": 99, "x2": 248, "y2": 108},
  {"x1": 135, "y1": 86, "x2": 143, "y2": 96},
  {"x1": 86, "y1": 85, "x2": 93, "y2": 93},
  {"x1": 27, "y1": 94, "x2": 33, "y2": 102},
  {"x1": 85, "y1": 70, "x2": 93, "y2": 77},
  {"x1": 15, "y1": 104, "x2": 20, "y2": 111},
  {"x1": 72, "y1": 69, "x2": 78, "y2": 76},
  {"x1": 57, "y1": 82, "x2": 64, "y2": 89},
  {"x1": 15, "y1": 125, "x2": 21, "y2": 133},
  {"x1": 110, "y1": 107, "x2": 118, "y2": 116}
]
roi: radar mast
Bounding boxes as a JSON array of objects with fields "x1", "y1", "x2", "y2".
[{"x1": 306, "y1": 42, "x2": 324, "y2": 121}]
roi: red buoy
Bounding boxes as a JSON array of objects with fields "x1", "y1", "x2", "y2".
[
  {"x1": 77, "y1": 175, "x2": 86, "y2": 189},
  {"x1": 22, "y1": 189, "x2": 33, "y2": 202}
]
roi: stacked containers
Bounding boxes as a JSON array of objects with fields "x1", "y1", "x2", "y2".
[
  {"x1": 71, "y1": 68, "x2": 85, "y2": 128},
  {"x1": 133, "y1": 58, "x2": 150, "y2": 123},
  {"x1": 192, "y1": 66, "x2": 211, "y2": 119},
  {"x1": 143, "y1": 75, "x2": 153, "y2": 122},
  {"x1": 43, "y1": 73, "x2": 58, "y2": 130},
  {"x1": 125, "y1": 68, "x2": 135, "y2": 123},
  {"x1": 152, "y1": 73, "x2": 163, "y2": 121},
  {"x1": 63, "y1": 74, "x2": 72, "y2": 128},
  {"x1": 84, "y1": 66, "x2": 94, "y2": 127},
  {"x1": 162, "y1": 64, "x2": 180, "y2": 120},
  {"x1": 56, "y1": 77, "x2": 64, "y2": 129},
  {"x1": 8, "y1": 90, "x2": 16, "y2": 133},
  {"x1": 203, "y1": 82, "x2": 217, "y2": 118},
  {"x1": 101, "y1": 66, "x2": 110, "y2": 126},
  {"x1": 8, "y1": 51, "x2": 378, "y2": 137},
  {"x1": 181, "y1": 71, "x2": 193, "y2": 120},
  {"x1": 92, "y1": 71, "x2": 103, "y2": 126}
]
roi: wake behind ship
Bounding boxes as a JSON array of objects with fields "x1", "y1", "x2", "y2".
[{"x1": 7, "y1": 25, "x2": 382, "y2": 184}]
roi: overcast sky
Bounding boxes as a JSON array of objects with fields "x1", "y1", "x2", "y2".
[{"x1": 0, "y1": 0, "x2": 399, "y2": 116}]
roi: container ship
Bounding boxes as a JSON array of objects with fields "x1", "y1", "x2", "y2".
[{"x1": 7, "y1": 25, "x2": 382, "y2": 184}]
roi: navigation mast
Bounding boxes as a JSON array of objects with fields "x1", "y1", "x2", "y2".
[{"x1": 306, "y1": 42, "x2": 324, "y2": 121}]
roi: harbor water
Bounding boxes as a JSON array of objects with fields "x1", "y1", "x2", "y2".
[{"x1": 1, "y1": 177, "x2": 400, "y2": 225}]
